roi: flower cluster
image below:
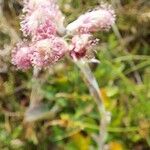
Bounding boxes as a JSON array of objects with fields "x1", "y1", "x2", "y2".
[
  {"x1": 67, "y1": 4, "x2": 115, "y2": 61},
  {"x1": 12, "y1": 0, "x2": 116, "y2": 70}
]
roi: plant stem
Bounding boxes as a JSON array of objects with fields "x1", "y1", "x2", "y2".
[
  {"x1": 24, "y1": 67, "x2": 44, "y2": 122},
  {"x1": 30, "y1": 67, "x2": 42, "y2": 107},
  {"x1": 75, "y1": 59, "x2": 109, "y2": 150}
]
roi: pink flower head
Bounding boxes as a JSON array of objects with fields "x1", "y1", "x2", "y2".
[
  {"x1": 12, "y1": 42, "x2": 33, "y2": 70},
  {"x1": 70, "y1": 34, "x2": 99, "y2": 59},
  {"x1": 31, "y1": 36, "x2": 68, "y2": 68},
  {"x1": 66, "y1": 4, "x2": 116, "y2": 34},
  {"x1": 21, "y1": 0, "x2": 65, "y2": 37}
]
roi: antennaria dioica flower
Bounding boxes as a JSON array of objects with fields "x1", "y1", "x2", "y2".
[{"x1": 12, "y1": 0, "x2": 116, "y2": 149}]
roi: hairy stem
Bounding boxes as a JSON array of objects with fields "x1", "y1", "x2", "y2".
[
  {"x1": 75, "y1": 59, "x2": 110, "y2": 150},
  {"x1": 30, "y1": 67, "x2": 42, "y2": 107},
  {"x1": 24, "y1": 67, "x2": 43, "y2": 122}
]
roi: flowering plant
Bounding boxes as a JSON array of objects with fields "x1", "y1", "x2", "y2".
[{"x1": 12, "y1": 0, "x2": 115, "y2": 149}]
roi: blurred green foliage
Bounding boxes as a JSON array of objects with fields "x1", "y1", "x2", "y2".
[{"x1": 0, "y1": 0, "x2": 150, "y2": 149}]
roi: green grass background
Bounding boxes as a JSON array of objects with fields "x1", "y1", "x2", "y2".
[{"x1": 0, "y1": 0, "x2": 149, "y2": 149}]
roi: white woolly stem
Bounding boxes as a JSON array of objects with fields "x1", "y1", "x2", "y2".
[
  {"x1": 30, "y1": 67, "x2": 42, "y2": 107},
  {"x1": 75, "y1": 59, "x2": 110, "y2": 150}
]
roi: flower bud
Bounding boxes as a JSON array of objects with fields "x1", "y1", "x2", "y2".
[
  {"x1": 66, "y1": 4, "x2": 116, "y2": 34},
  {"x1": 70, "y1": 34, "x2": 99, "y2": 59}
]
